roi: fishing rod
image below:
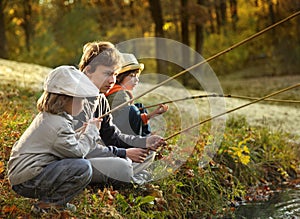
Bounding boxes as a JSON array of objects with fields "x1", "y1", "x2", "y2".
[
  {"x1": 141, "y1": 94, "x2": 300, "y2": 109},
  {"x1": 164, "y1": 83, "x2": 300, "y2": 141},
  {"x1": 75, "y1": 11, "x2": 300, "y2": 133},
  {"x1": 102, "y1": 10, "x2": 300, "y2": 116},
  {"x1": 226, "y1": 94, "x2": 300, "y2": 103},
  {"x1": 113, "y1": 11, "x2": 300, "y2": 113}
]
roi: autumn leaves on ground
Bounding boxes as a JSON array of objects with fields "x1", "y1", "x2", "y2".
[{"x1": 1, "y1": 60, "x2": 300, "y2": 218}]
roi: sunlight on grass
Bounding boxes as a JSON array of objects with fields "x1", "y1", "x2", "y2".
[{"x1": 0, "y1": 60, "x2": 299, "y2": 218}]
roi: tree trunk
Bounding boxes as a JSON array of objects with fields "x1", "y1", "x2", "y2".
[
  {"x1": 148, "y1": 0, "x2": 167, "y2": 82},
  {"x1": 0, "y1": 0, "x2": 8, "y2": 59},
  {"x1": 229, "y1": 0, "x2": 238, "y2": 31},
  {"x1": 195, "y1": 0, "x2": 204, "y2": 56},
  {"x1": 268, "y1": 0, "x2": 276, "y2": 24},
  {"x1": 22, "y1": 0, "x2": 33, "y2": 52},
  {"x1": 181, "y1": 0, "x2": 189, "y2": 46},
  {"x1": 208, "y1": 7, "x2": 215, "y2": 33},
  {"x1": 214, "y1": 0, "x2": 221, "y2": 34},
  {"x1": 148, "y1": 0, "x2": 164, "y2": 37},
  {"x1": 220, "y1": 0, "x2": 227, "y2": 26},
  {"x1": 180, "y1": 0, "x2": 190, "y2": 86}
]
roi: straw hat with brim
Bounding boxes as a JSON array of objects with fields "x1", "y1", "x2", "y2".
[
  {"x1": 44, "y1": 65, "x2": 99, "y2": 98},
  {"x1": 119, "y1": 53, "x2": 144, "y2": 74}
]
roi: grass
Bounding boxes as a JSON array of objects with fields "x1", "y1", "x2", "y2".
[{"x1": 0, "y1": 60, "x2": 300, "y2": 218}]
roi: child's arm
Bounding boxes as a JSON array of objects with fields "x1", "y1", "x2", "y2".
[{"x1": 53, "y1": 118, "x2": 102, "y2": 158}]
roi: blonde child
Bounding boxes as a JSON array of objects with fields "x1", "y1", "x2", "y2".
[{"x1": 7, "y1": 66, "x2": 101, "y2": 213}]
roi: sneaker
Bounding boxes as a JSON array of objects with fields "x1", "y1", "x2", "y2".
[
  {"x1": 132, "y1": 170, "x2": 153, "y2": 185},
  {"x1": 64, "y1": 203, "x2": 76, "y2": 212},
  {"x1": 31, "y1": 202, "x2": 76, "y2": 213},
  {"x1": 31, "y1": 203, "x2": 49, "y2": 214}
]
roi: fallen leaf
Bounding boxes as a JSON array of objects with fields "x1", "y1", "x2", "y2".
[
  {"x1": 0, "y1": 161, "x2": 4, "y2": 174},
  {"x1": 2, "y1": 205, "x2": 17, "y2": 213}
]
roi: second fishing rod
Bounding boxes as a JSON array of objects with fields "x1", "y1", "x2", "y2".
[
  {"x1": 140, "y1": 93, "x2": 300, "y2": 110},
  {"x1": 100, "y1": 11, "x2": 300, "y2": 119},
  {"x1": 75, "y1": 11, "x2": 300, "y2": 133}
]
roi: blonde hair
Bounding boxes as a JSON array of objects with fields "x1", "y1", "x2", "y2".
[
  {"x1": 78, "y1": 41, "x2": 123, "y2": 72},
  {"x1": 37, "y1": 91, "x2": 72, "y2": 114}
]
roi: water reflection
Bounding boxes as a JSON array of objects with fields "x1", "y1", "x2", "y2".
[{"x1": 236, "y1": 186, "x2": 300, "y2": 219}]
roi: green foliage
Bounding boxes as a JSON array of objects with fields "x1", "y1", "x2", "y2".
[
  {"x1": 216, "y1": 115, "x2": 299, "y2": 186},
  {"x1": 2, "y1": 0, "x2": 299, "y2": 79}
]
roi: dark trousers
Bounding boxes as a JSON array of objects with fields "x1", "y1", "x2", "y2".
[{"x1": 12, "y1": 158, "x2": 92, "y2": 205}]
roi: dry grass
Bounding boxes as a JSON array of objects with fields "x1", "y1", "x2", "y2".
[
  {"x1": 1, "y1": 58, "x2": 299, "y2": 138},
  {"x1": 0, "y1": 58, "x2": 50, "y2": 90}
]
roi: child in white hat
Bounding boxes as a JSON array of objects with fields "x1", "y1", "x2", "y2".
[{"x1": 7, "y1": 66, "x2": 102, "y2": 213}]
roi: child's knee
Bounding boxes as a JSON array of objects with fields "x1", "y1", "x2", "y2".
[
  {"x1": 115, "y1": 159, "x2": 133, "y2": 182},
  {"x1": 73, "y1": 159, "x2": 93, "y2": 183}
]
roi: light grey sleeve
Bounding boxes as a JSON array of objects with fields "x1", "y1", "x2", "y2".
[{"x1": 54, "y1": 123, "x2": 100, "y2": 158}]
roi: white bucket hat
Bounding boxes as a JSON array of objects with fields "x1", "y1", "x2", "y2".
[
  {"x1": 44, "y1": 65, "x2": 99, "y2": 98},
  {"x1": 119, "y1": 53, "x2": 144, "y2": 74}
]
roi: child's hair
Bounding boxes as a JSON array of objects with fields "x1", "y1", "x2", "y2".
[
  {"x1": 37, "y1": 91, "x2": 72, "y2": 114},
  {"x1": 116, "y1": 69, "x2": 140, "y2": 85},
  {"x1": 78, "y1": 41, "x2": 123, "y2": 72}
]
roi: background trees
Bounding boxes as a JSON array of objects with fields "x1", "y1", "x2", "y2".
[{"x1": 1, "y1": 0, "x2": 299, "y2": 88}]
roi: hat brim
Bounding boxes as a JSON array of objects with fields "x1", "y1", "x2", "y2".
[
  {"x1": 44, "y1": 66, "x2": 99, "y2": 98},
  {"x1": 118, "y1": 63, "x2": 144, "y2": 74}
]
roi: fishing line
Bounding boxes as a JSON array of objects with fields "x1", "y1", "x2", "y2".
[
  {"x1": 164, "y1": 83, "x2": 300, "y2": 141},
  {"x1": 102, "y1": 11, "x2": 300, "y2": 116},
  {"x1": 141, "y1": 94, "x2": 300, "y2": 109},
  {"x1": 226, "y1": 94, "x2": 300, "y2": 104},
  {"x1": 75, "y1": 11, "x2": 300, "y2": 133}
]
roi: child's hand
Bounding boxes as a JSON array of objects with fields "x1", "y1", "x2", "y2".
[
  {"x1": 88, "y1": 118, "x2": 103, "y2": 130},
  {"x1": 147, "y1": 104, "x2": 169, "y2": 120},
  {"x1": 146, "y1": 135, "x2": 167, "y2": 151},
  {"x1": 154, "y1": 104, "x2": 168, "y2": 115},
  {"x1": 126, "y1": 148, "x2": 149, "y2": 163}
]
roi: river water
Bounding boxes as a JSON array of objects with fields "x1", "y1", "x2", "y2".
[{"x1": 235, "y1": 186, "x2": 300, "y2": 219}]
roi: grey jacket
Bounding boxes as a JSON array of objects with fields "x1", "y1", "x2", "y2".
[
  {"x1": 106, "y1": 89, "x2": 143, "y2": 136},
  {"x1": 73, "y1": 94, "x2": 146, "y2": 150},
  {"x1": 8, "y1": 112, "x2": 99, "y2": 186}
]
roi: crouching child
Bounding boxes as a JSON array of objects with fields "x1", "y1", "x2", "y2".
[{"x1": 7, "y1": 66, "x2": 101, "y2": 213}]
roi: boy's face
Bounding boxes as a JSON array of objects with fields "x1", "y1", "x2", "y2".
[
  {"x1": 87, "y1": 65, "x2": 119, "y2": 93},
  {"x1": 121, "y1": 72, "x2": 140, "y2": 91}
]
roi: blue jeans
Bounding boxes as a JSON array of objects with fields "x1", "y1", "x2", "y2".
[{"x1": 12, "y1": 158, "x2": 92, "y2": 205}]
